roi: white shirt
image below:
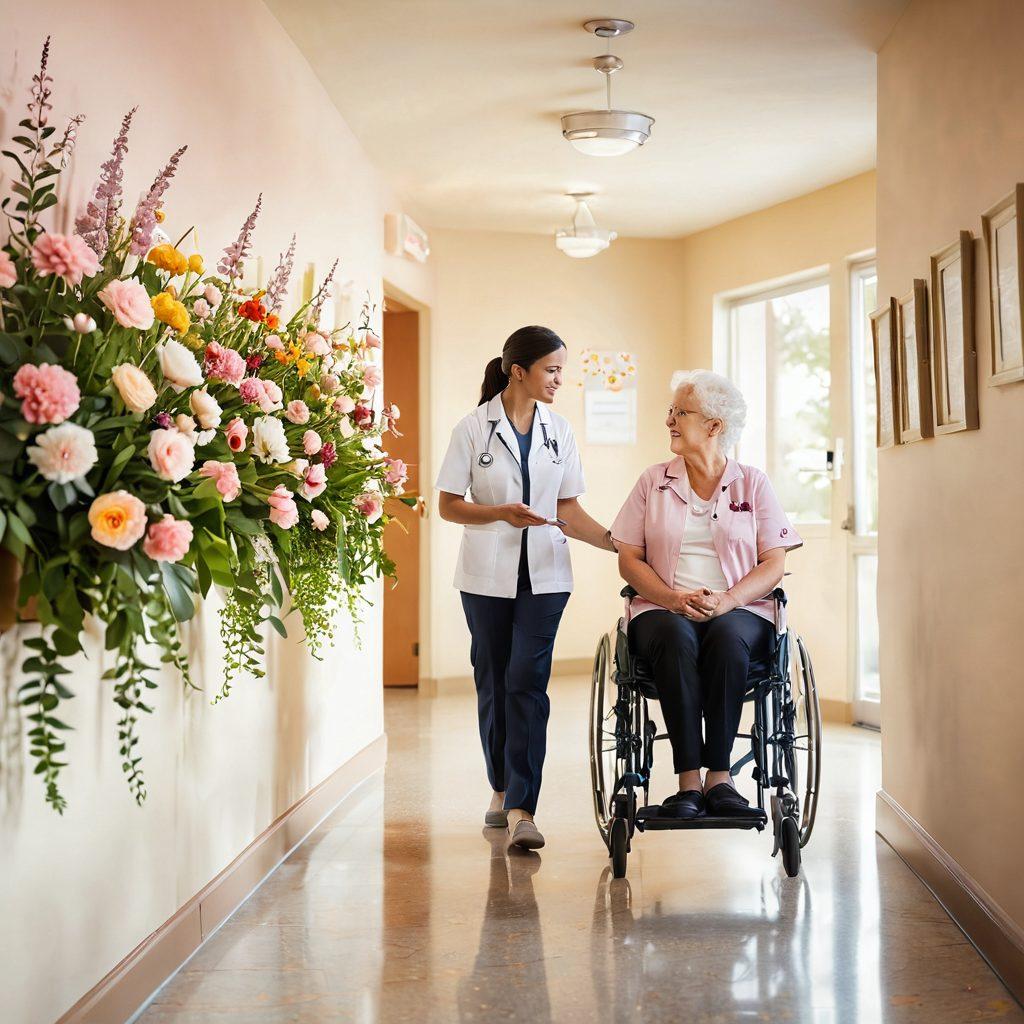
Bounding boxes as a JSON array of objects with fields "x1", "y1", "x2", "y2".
[
  {"x1": 435, "y1": 390, "x2": 586, "y2": 598},
  {"x1": 673, "y1": 497, "x2": 729, "y2": 593}
]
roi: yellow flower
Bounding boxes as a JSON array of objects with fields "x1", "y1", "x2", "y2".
[
  {"x1": 155, "y1": 209, "x2": 166, "y2": 224},
  {"x1": 287, "y1": 342, "x2": 302, "y2": 363},
  {"x1": 148, "y1": 243, "x2": 189, "y2": 276},
  {"x1": 152, "y1": 292, "x2": 190, "y2": 334},
  {"x1": 187, "y1": 254, "x2": 204, "y2": 274},
  {"x1": 296, "y1": 358, "x2": 310, "y2": 378}
]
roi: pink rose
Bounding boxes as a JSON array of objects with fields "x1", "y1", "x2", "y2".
[
  {"x1": 0, "y1": 251, "x2": 16, "y2": 288},
  {"x1": 353, "y1": 403, "x2": 374, "y2": 429},
  {"x1": 31, "y1": 232, "x2": 100, "y2": 286},
  {"x1": 303, "y1": 332, "x2": 330, "y2": 356},
  {"x1": 354, "y1": 491, "x2": 383, "y2": 524},
  {"x1": 299, "y1": 462, "x2": 327, "y2": 501},
  {"x1": 13, "y1": 363, "x2": 81, "y2": 424},
  {"x1": 98, "y1": 278, "x2": 155, "y2": 329},
  {"x1": 364, "y1": 330, "x2": 382, "y2": 349},
  {"x1": 199, "y1": 460, "x2": 241, "y2": 501},
  {"x1": 148, "y1": 427, "x2": 196, "y2": 482},
  {"x1": 383, "y1": 456, "x2": 408, "y2": 487},
  {"x1": 261, "y1": 380, "x2": 283, "y2": 412},
  {"x1": 203, "y1": 341, "x2": 246, "y2": 386},
  {"x1": 286, "y1": 400, "x2": 310, "y2": 424},
  {"x1": 265, "y1": 334, "x2": 284, "y2": 352},
  {"x1": 302, "y1": 429, "x2": 322, "y2": 456},
  {"x1": 267, "y1": 484, "x2": 299, "y2": 529},
  {"x1": 192, "y1": 298, "x2": 212, "y2": 321},
  {"x1": 224, "y1": 417, "x2": 248, "y2": 452},
  {"x1": 311, "y1": 510, "x2": 329, "y2": 531},
  {"x1": 203, "y1": 284, "x2": 223, "y2": 307},
  {"x1": 363, "y1": 364, "x2": 383, "y2": 390},
  {"x1": 333, "y1": 395, "x2": 356, "y2": 415},
  {"x1": 320, "y1": 373, "x2": 339, "y2": 394},
  {"x1": 143, "y1": 514, "x2": 194, "y2": 563}
]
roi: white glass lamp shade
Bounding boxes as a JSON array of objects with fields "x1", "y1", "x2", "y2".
[
  {"x1": 561, "y1": 110, "x2": 654, "y2": 156},
  {"x1": 555, "y1": 198, "x2": 617, "y2": 258}
]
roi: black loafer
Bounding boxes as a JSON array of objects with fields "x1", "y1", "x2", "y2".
[
  {"x1": 704, "y1": 782, "x2": 765, "y2": 819},
  {"x1": 661, "y1": 790, "x2": 705, "y2": 819}
]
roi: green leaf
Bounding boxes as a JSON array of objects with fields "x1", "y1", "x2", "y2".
[
  {"x1": 266, "y1": 615, "x2": 288, "y2": 638},
  {"x1": 159, "y1": 561, "x2": 196, "y2": 622},
  {"x1": 47, "y1": 481, "x2": 77, "y2": 511},
  {"x1": 102, "y1": 442, "x2": 137, "y2": 489},
  {"x1": 5, "y1": 512, "x2": 34, "y2": 551}
]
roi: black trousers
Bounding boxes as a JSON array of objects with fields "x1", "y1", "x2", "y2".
[
  {"x1": 628, "y1": 609, "x2": 774, "y2": 773},
  {"x1": 460, "y1": 589, "x2": 569, "y2": 815}
]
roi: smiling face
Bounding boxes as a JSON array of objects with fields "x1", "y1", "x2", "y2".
[
  {"x1": 666, "y1": 384, "x2": 722, "y2": 456},
  {"x1": 509, "y1": 345, "x2": 566, "y2": 404}
]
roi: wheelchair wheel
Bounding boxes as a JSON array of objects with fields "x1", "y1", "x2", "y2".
[
  {"x1": 780, "y1": 815, "x2": 801, "y2": 877},
  {"x1": 609, "y1": 816, "x2": 628, "y2": 879},
  {"x1": 589, "y1": 632, "x2": 621, "y2": 843},
  {"x1": 789, "y1": 633, "x2": 822, "y2": 848}
]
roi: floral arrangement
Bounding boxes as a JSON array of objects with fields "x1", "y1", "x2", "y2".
[
  {"x1": 579, "y1": 348, "x2": 636, "y2": 392},
  {"x1": 0, "y1": 41, "x2": 413, "y2": 812}
]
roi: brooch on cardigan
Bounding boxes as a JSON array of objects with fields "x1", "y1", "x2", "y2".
[{"x1": 728, "y1": 500, "x2": 752, "y2": 513}]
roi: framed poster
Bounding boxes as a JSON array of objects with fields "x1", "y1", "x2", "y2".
[
  {"x1": 896, "y1": 280, "x2": 934, "y2": 443},
  {"x1": 981, "y1": 184, "x2": 1024, "y2": 385},
  {"x1": 929, "y1": 232, "x2": 979, "y2": 434},
  {"x1": 870, "y1": 299, "x2": 899, "y2": 450},
  {"x1": 580, "y1": 349, "x2": 638, "y2": 445}
]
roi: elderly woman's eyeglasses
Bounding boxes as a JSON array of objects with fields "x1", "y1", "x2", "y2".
[{"x1": 666, "y1": 405, "x2": 707, "y2": 419}]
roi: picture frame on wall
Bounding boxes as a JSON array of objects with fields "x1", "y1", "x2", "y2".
[
  {"x1": 896, "y1": 279, "x2": 934, "y2": 443},
  {"x1": 981, "y1": 183, "x2": 1024, "y2": 386},
  {"x1": 929, "y1": 231, "x2": 979, "y2": 434},
  {"x1": 870, "y1": 298, "x2": 899, "y2": 450}
]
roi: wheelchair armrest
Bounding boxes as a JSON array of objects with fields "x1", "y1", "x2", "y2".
[{"x1": 620, "y1": 584, "x2": 639, "y2": 600}]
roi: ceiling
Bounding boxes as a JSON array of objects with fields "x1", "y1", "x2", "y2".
[{"x1": 266, "y1": 0, "x2": 908, "y2": 239}]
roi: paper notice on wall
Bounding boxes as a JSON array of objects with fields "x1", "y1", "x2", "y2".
[{"x1": 580, "y1": 350, "x2": 637, "y2": 445}]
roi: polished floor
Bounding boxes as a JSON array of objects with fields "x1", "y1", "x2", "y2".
[{"x1": 137, "y1": 678, "x2": 1023, "y2": 1023}]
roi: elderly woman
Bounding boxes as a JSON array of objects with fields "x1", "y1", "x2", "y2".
[{"x1": 610, "y1": 370, "x2": 802, "y2": 819}]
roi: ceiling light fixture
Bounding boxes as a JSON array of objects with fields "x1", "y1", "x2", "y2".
[
  {"x1": 555, "y1": 193, "x2": 617, "y2": 258},
  {"x1": 561, "y1": 19, "x2": 655, "y2": 157}
]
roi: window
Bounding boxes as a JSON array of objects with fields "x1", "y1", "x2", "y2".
[
  {"x1": 725, "y1": 279, "x2": 831, "y2": 523},
  {"x1": 850, "y1": 263, "x2": 879, "y2": 535}
]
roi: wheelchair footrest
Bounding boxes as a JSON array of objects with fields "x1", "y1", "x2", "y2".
[{"x1": 635, "y1": 805, "x2": 767, "y2": 832}]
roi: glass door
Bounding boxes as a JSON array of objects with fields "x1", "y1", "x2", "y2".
[{"x1": 848, "y1": 261, "x2": 880, "y2": 727}]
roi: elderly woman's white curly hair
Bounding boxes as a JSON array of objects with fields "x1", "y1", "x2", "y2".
[{"x1": 670, "y1": 369, "x2": 747, "y2": 453}]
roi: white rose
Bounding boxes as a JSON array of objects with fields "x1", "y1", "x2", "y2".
[
  {"x1": 189, "y1": 388, "x2": 222, "y2": 429},
  {"x1": 251, "y1": 415, "x2": 290, "y2": 464},
  {"x1": 159, "y1": 338, "x2": 204, "y2": 389}
]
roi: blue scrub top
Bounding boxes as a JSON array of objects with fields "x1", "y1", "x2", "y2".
[{"x1": 511, "y1": 411, "x2": 535, "y2": 592}]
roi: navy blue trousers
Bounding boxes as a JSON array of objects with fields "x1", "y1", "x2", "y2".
[{"x1": 461, "y1": 589, "x2": 569, "y2": 815}]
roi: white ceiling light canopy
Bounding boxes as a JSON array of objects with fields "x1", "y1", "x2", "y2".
[
  {"x1": 561, "y1": 18, "x2": 655, "y2": 157},
  {"x1": 555, "y1": 193, "x2": 617, "y2": 258}
]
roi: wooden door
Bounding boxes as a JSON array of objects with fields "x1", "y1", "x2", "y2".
[{"x1": 382, "y1": 305, "x2": 420, "y2": 687}]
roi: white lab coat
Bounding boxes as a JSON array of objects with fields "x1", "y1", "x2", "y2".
[{"x1": 435, "y1": 391, "x2": 586, "y2": 598}]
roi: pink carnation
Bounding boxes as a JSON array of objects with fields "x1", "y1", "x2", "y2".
[
  {"x1": 148, "y1": 427, "x2": 196, "y2": 482},
  {"x1": 267, "y1": 484, "x2": 299, "y2": 529},
  {"x1": 302, "y1": 429, "x2": 322, "y2": 456},
  {"x1": 353, "y1": 403, "x2": 374, "y2": 429},
  {"x1": 383, "y1": 456, "x2": 408, "y2": 487},
  {"x1": 98, "y1": 278, "x2": 155, "y2": 329},
  {"x1": 199, "y1": 460, "x2": 241, "y2": 501},
  {"x1": 363, "y1": 364, "x2": 383, "y2": 390},
  {"x1": 354, "y1": 491, "x2": 383, "y2": 524},
  {"x1": 192, "y1": 298, "x2": 212, "y2": 320},
  {"x1": 0, "y1": 252, "x2": 16, "y2": 288},
  {"x1": 13, "y1": 363, "x2": 81, "y2": 424},
  {"x1": 333, "y1": 395, "x2": 355, "y2": 415},
  {"x1": 285, "y1": 400, "x2": 310, "y2": 424},
  {"x1": 203, "y1": 341, "x2": 246, "y2": 386},
  {"x1": 239, "y1": 377, "x2": 265, "y2": 405},
  {"x1": 299, "y1": 462, "x2": 327, "y2": 501},
  {"x1": 31, "y1": 232, "x2": 100, "y2": 286},
  {"x1": 143, "y1": 514, "x2": 194, "y2": 563},
  {"x1": 311, "y1": 509, "x2": 329, "y2": 531},
  {"x1": 224, "y1": 417, "x2": 248, "y2": 452},
  {"x1": 303, "y1": 332, "x2": 330, "y2": 356},
  {"x1": 203, "y1": 284, "x2": 222, "y2": 307},
  {"x1": 262, "y1": 380, "x2": 283, "y2": 410}
]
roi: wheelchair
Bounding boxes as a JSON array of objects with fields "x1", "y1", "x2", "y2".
[{"x1": 589, "y1": 587, "x2": 821, "y2": 879}]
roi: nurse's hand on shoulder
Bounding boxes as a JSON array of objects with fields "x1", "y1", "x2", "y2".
[{"x1": 501, "y1": 503, "x2": 549, "y2": 528}]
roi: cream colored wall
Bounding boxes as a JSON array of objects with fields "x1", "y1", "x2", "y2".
[
  {"x1": 877, "y1": 0, "x2": 1024, "y2": 930},
  {"x1": 429, "y1": 173, "x2": 875, "y2": 705},
  {"x1": 0, "y1": 3, "x2": 431, "y2": 1023}
]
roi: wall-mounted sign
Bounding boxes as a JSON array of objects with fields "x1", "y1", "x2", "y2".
[
  {"x1": 385, "y1": 212, "x2": 430, "y2": 263},
  {"x1": 580, "y1": 349, "x2": 637, "y2": 445}
]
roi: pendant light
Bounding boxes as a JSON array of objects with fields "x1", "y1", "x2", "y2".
[
  {"x1": 561, "y1": 19, "x2": 655, "y2": 157},
  {"x1": 555, "y1": 193, "x2": 617, "y2": 258}
]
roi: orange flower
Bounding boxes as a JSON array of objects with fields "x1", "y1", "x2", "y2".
[
  {"x1": 266, "y1": 313, "x2": 280, "y2": 330},
  {"x1": 273, "y1": 350, "x2": 289, "y2": 365},
  {"x1": 296, "y1": 357, "x2": 310, "y2": 378},
  {"x1": 88, "y1": 491, "x2": 147, "y2": 550},
  {"x1": 237, "y1": 299, "x2": 266, "y2": 322}
]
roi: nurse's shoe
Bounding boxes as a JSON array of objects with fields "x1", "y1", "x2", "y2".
[
  {"x1": 485, "y1": 791, "x2": 507, "y2": 828},
  {"x1": 507, "y1": 819, "x2": 546, "y2": 851}
]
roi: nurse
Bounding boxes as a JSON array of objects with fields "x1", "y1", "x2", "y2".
[{"x1": 436, "y1": 326, "x2": 615, "y2": 851}]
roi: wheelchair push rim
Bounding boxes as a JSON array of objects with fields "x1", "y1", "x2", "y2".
[
  {"x1": 789, "y1": 631, "x2": 822, "y2": 848},
  {"x1": 589, "y1": 632, "x2": 620, "y2": 844}
]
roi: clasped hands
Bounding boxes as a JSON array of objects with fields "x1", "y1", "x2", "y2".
[{"x1": 671, "y1": 587, "x2": 738, "y2": 621}]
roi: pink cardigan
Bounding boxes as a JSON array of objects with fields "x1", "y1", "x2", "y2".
[{"x1": 610, "y1": 457, "x2": 802, "y2": 626}]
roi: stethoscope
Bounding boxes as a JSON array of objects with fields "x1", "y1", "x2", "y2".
[{"x1": 478, "y1": 418, "x2": 561, "y2": 468}]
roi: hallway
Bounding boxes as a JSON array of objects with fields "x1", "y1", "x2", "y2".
[{"x1": 138, "y1": 679, "x2": 1021, "y2": 1023}]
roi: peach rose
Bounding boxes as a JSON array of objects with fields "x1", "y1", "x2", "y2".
[
  {"x1": 111, "y1": 363, "x2": 158, "y2": 414},
  {"x1": 302, "y1": 429, "x2": 322, "y2": 455},
  {"x1": 189, "y1": 388, "x2": 222, "y2": 430},
  {"x1": 285, "y1": 400, "x2": 310, "y2": 424},
  {"x1": 88, "y1": 490, "x2": 147, "y2": 550}
]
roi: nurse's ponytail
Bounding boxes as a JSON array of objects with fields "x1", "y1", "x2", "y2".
[{"x1": 477, "y1": 326, "x2": 566, "y2": 405}]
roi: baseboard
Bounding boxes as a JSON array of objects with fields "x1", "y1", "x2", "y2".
[
  {"x1": 56, "y1": 733, "x2": 388, "y2": 1024},
  {"x1": 876, "y1": 789, "x2": 1024, "y2": 1005},
  {"x1": 820, "y1": 698, "x2": 852, "y2": 724}
]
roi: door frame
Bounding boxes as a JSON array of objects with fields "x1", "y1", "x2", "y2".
[{"x1": 382, "y1": 280, "x2": 433, "y2": 687}]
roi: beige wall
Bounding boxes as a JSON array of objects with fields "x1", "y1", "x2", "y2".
[
  {"x1": 428, "y1": 172, "x2": 875, "y2": 705},
  {"x1": 877, "y1": 0, "x2": 1024, "y2": 931},
  {"x1": 0, "y1": 3, "x2": 432, "y2": 1023}
]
